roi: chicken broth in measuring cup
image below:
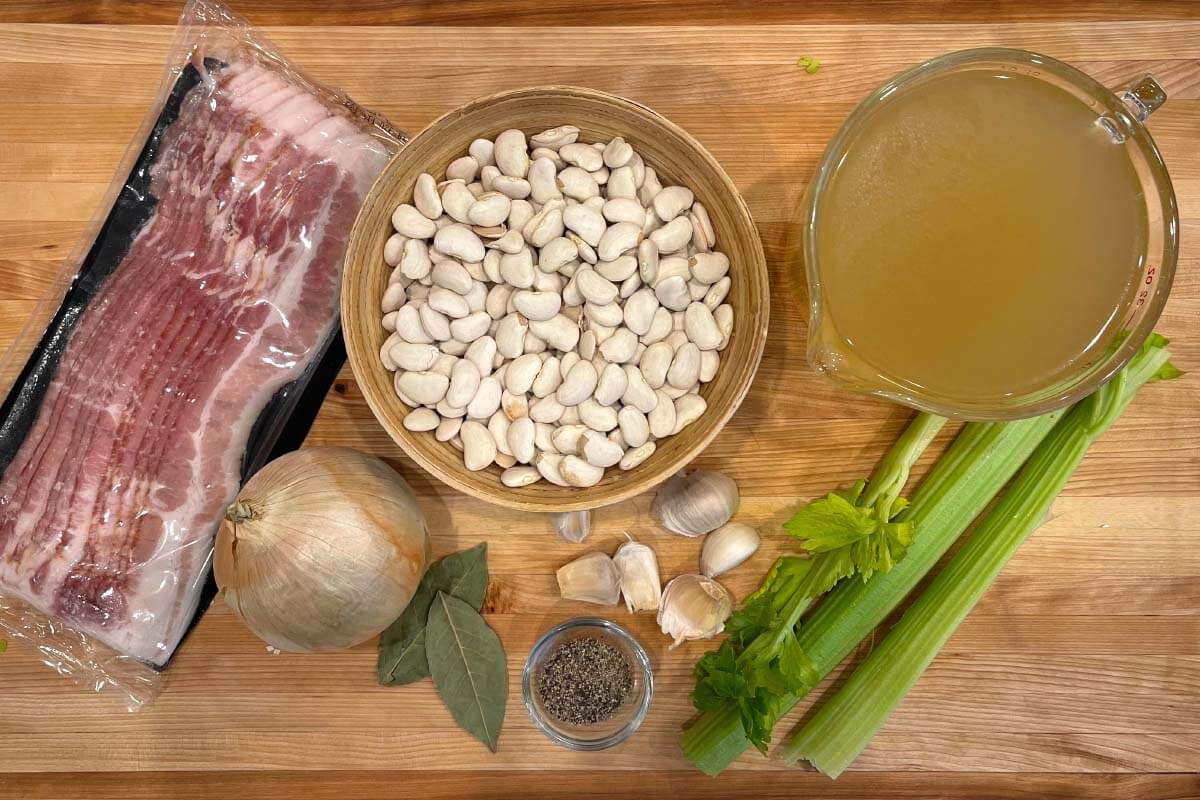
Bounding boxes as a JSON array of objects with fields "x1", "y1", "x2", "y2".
[{"x1": 804, "y1": 50, "x2": 1176, "y2": 418}]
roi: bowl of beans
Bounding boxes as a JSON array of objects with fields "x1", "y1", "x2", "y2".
[{"x1": 341, "y1": 86, "x2": 769, "y2": 512}]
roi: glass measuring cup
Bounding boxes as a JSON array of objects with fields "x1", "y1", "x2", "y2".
[{"x1": 802, "y1": 48, "x2": 1177, "y2": 420}]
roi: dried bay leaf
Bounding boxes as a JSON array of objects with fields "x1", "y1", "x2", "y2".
[
  {"x1": 425, "y1": 591, "x2": 508, "y2": 752},
  {"x1": 377, "y1": 542, "x2": 488, "y2": 685}
]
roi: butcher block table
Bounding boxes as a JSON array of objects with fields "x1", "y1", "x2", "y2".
[{"x1": 2, "y1": 2, "x2": 1199, "y2": 798}]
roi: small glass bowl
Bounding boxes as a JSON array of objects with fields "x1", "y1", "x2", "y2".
[{"x1": 522, "y1": 617, "x2": 653, "y2": 751}]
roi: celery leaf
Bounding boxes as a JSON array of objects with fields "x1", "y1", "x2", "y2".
[
  {"x1": 1153, "y1": 360, "x2": 1185, "y2": 382},
  {"x1": 784, "y1": 493, "x2": 877, "y2": 550},
  {"x1": 785, "y1": 488, "x2": 915, "y2": 581}
]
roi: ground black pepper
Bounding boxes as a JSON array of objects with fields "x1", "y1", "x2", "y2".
[{"x1": 537, "y1": 635, "x2": 633, "y2": 726}]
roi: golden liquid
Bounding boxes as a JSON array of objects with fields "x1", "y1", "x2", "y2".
[{"x1": 816, "y1": 69, "x2": 1147, "y2": 403}]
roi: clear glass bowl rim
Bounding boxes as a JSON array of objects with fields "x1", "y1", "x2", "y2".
[
  {"x1": 802, "y1": 47, "x2": 1180, "y2": 420},
  {"x1": 521, "y1": 617, "x2": 654, "y2": 752}
]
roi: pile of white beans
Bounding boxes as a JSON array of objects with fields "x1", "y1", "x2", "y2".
[{"x1": 378, "y1": 125, "x2": 734, "y2": 489}]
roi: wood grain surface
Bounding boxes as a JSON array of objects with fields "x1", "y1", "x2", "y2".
[{"x1": 1, "y1": 3, "x2": 1198, "y2": 798}]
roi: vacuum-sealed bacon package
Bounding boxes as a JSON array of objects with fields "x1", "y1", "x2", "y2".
[{"x1": 0, "y1": 0, "x2": 401, "y2": 707}]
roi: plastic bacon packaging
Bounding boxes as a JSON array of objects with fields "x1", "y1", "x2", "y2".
[{"x1": 0, "y1": 0, "x2": 401, "y2": 707}]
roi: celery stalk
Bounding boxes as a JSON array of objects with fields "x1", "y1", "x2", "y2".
[
  {"x1": 861, "y1": 411, "x2": 947, "y2": 511},
  {"x1": 680, "y1": 411, "x2": 1062, "y2": 775},
  {"x1": 691, "y1": 412, "x2": 946, "y2": 753},
  {"x1": 780, "y1": 340, "x2": 1174, "y2": 777}
]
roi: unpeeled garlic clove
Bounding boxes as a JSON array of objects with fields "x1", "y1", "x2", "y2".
[
  {"x1": 700, "y1": 522, "x2": 761, "y2": 578},
  {"x1": 556, "y1": 551, "x2": 621, "y2": 606},
  {"x1": 651, "y1": 470, "x2": 739, "y2": 537},
  {"x1": 554, "y1": 509, "x2": 591, "y2": 543},
  {"x1": 612, "y1": 537, "x2": 662, "y2": 613},
  {"x1": 657, "y1": 574, "x2": 733, "y2": 648}
]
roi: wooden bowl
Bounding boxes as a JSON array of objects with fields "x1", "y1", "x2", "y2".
[{"x1": 342, "y1": 86, "x2": 769, "y2": 513}]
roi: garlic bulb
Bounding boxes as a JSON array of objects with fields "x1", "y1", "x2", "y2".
[
  {"x1": 554, "y1": 509, "x2": 591, "y2": 543},
  {"x1": 557, "y1": 551, "x2": 621, "y2": 606},
  {"x1": 700, "y1": 522, "x2": 761, "y2": 578},
  {"x1": 658, "y1": 574, "x2": 733, "y2": 647},
  {"x1": 652, "y1": 470, "x2": 739, "y2": 536},
  {"x1": 612, "y1": 537, "x2": 662, "y2": 613},
  {"x1": 215, "y1": 447, "x2": 430, "y2": 652}
]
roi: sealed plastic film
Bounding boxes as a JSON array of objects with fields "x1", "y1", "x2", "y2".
[{"x1": 0, "y1": 0, "x2": 401, "y2": 708}]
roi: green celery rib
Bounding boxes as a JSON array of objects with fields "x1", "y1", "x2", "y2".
[
  {"x1": 780, "y1": 343, "x2": 1172, "y2": 777},
  {"x1": 861, "y1": 411, "x2": 947, "y2": 509},
  {"x1": 681, "y1": 411, "x2": 1062, "y2": 775}
]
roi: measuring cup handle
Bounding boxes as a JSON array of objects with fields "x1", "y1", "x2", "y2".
[{"x1": 1122, "y1": 75, "x2": 1167, "y2": 121}]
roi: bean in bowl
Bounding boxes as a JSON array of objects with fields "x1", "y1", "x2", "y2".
[{"x1": 378, "y1": 125, "x2": 734, "y2": 489}]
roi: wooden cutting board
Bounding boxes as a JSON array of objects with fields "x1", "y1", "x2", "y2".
[{"x1": 1, "y1": 3, "x2": 1198, "y2": 798}]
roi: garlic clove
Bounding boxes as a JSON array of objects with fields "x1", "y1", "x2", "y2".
[
  {"x1": 556, "y1": 551, "x2": 621, "y2": 606},
  {"x1": 657, "y1": 573, "x2": 733, "y2": 648},
  {"x1": 651, "y1": 469, "x2": 739, "y2": 537},
  {"x1": 554, "y1": 509, "x2": 591, "y2": 544},
  {"x1": 700, "y1": 522, "x2": 761, "y2": 578},
  {"x1": 612, "y1": 537, "x2": 662, "y2": 613}
]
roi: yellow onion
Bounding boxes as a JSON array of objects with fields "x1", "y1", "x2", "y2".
[{"x1": 215, "y1": 447, "x2": 430, "y2": 652}]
